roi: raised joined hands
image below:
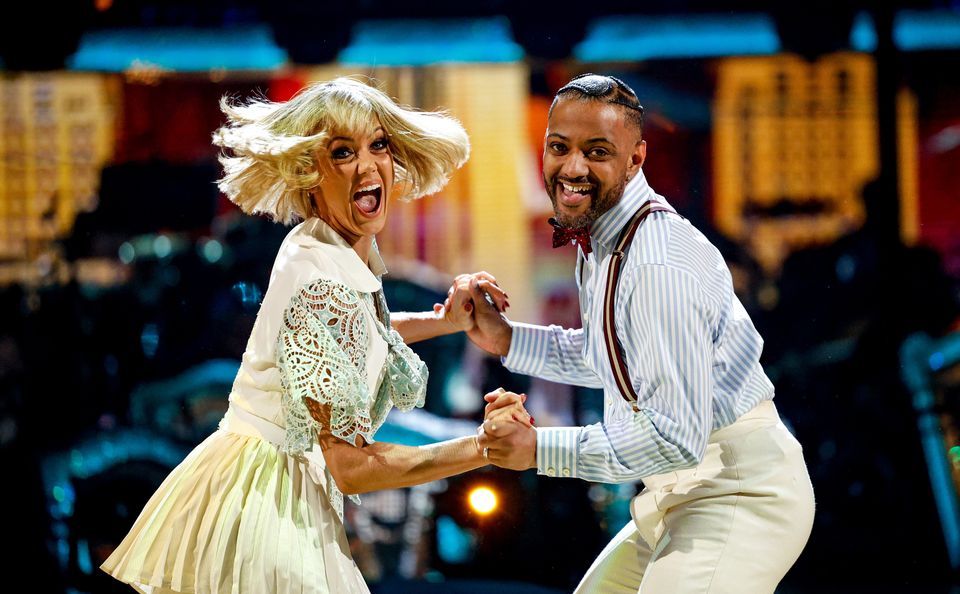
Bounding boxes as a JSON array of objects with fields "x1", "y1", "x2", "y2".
[{"x1": 435, "y1": 272, "x2": 514, "y2": 356}]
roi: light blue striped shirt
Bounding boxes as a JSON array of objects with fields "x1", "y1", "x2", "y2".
[{"x1": 504, "y1": 170, "x2": 774, "y2": 483}]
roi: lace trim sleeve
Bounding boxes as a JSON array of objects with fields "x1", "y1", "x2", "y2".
[{"x1": 276, "y1": 279, "x2": 375, "y2": 457}]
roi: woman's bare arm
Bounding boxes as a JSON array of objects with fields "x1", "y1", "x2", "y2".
[
  {"x1": 390, "y1": 272, "x2": 508, "y2": 344},
  {"x1": 306, "y1": 398, "x2": 484, "y2": 494},
  {"x1": 321, "y1": 433, "x2": 486, "y2": 495},
  {"x1": 390, "y1": 310, "x2": 462, "y2": 345},
  {"x1": 306, "y1": 392, "x2": 527, "y2": 495}
]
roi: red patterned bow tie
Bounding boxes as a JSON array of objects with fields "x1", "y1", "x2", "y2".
[{"x1": 549, "y1": 218, "x2": 592, "y2": 255}]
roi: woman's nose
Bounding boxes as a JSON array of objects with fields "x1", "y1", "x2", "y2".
[{"x1": 358, "y1": 152, "x2": 377, "y2": 174}]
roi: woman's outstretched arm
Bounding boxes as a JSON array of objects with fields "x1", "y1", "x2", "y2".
[
  {"x1": 308, "y1": 395, "x2": 528, "y2": 495},
  {"x1": 390, "y1": 272, "x2": 508, "y2": 344}
]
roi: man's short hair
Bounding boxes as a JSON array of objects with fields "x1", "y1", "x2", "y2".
[{"x1": 550, "y1": 73, "x2": 644, "y2": 136}]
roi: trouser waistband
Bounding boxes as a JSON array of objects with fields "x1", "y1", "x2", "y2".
[
  {"x1": 709, "y1": 399, "x2": 779, "y2": 443},
  {"x1": 642, "y1": 399, "x2": 779, "y2": 490}
]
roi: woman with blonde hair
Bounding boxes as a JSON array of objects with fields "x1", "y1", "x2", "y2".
[{"x1": 101, "y1": 77, "x2": 520, "y2": 594}]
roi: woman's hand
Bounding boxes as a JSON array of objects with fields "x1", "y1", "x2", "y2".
[
  {"x1": 483, "y1": 388, "x2": 533, "y2": 427},
  {"x1": 433, "y1": 274, "x2": 477, "y2": 332}
]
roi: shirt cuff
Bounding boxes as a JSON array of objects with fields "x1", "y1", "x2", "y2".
[
  {"x1": 535, "y1": 426, "x2": 581, "y2": 479},
  {"x1": 502, "y1": 322, "x2": 551, "y2": 376}
]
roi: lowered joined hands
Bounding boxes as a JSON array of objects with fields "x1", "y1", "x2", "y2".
[{"x1": 476, "y1": 388, "x2": 537, "y2": 471}]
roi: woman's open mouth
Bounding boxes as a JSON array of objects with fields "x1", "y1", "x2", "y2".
[{"x1": 353, "y1": 183, "x2": 382, "y2": 218}]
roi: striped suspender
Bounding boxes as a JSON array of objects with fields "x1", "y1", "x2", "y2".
[{"x1": 602, "y1": 201, "x2": 671, "y2": 410}]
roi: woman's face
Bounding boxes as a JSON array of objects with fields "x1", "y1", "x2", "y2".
[{"x1": 312, "y1": 124, "x2": 394, "y2": 245}]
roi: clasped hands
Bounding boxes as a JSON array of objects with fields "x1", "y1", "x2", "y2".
[
  {"x1": 434, "y1": 272, "x2": 513, "y2": 357},
  {"x1": 436, "y1": 271, "x2": 534, "y2": 469},
  {"x1": 476, "y1": 388, "x2": 536, "y2": 471}
]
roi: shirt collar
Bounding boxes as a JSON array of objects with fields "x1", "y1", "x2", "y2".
[
  {"x1": 291, "y1": 217, "x2": 387, "y2": 292},
  {"x1": 589, "y1": 169, "x2": 656, "y2": 252}
]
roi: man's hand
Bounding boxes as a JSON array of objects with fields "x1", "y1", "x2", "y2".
[
  {"x1": 478, "y1": 416, "x2": 536, "y2": 471},
  {"x1": 462, "y1": 275, "x2": 513, "y2": 356}
]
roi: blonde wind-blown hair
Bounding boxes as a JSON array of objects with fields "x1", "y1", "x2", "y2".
[{"x1": 213, "y1": 77, "x2": 470, "y2": 225}]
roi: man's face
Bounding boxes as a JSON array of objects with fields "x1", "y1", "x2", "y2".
[{"x1": 542, "y1": 98, "x2": 646, "y2": 228}]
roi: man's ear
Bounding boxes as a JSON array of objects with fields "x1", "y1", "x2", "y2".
[{"x1": 627, "y1": 139, "x2": 647, "y2": 179}]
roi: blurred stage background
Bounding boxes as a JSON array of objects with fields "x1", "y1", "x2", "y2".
[{"x1": 1, "y1": 1, "x2": 959, "y2": 593}]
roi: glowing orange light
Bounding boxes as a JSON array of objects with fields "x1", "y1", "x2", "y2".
[{"x1": 468, "y1": 486, "x2": 498, "y2": 515}]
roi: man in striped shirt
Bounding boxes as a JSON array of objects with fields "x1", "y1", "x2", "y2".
[{"x1": 462, "y1": 74, "x2": 815, "y2": 593}]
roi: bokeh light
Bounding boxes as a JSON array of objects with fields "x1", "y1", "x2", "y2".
[{"x1": 468, "y1": 486, "x2": 497, "y2": 515}]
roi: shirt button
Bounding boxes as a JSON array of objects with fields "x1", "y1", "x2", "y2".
[
  {"x1": 562, "y1": 468, "x2": 571, "y2": 477},
  {"x1": 546, "y1": 467, "x2": 556, "y2": 477}
]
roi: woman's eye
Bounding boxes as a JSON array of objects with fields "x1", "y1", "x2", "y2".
[
  {"x1": 371, "y1": 138, "x2": 389, "y2": 151},
  {"x1": 331, "y1": 147, "x2": 353, "y2": 160}
]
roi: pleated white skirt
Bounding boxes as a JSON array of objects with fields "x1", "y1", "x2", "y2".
[{"x1": 100, "y1": 429, "x2": 369, "y2": 594}]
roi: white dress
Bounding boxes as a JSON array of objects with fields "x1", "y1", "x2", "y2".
[{"x1": 101, "y1": 218, "x2": 428, "y2": 594}]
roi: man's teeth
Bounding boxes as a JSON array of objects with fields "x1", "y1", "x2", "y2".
[
  {"x1": 357, "y1": 183, "x2": 381, "y2": 193},
  {"x1": 562, "y1": 182, "x2": 592, "y2": 194}
]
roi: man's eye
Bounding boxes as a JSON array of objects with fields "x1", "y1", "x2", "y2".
[
  {"x1": 588, "y1": 148, "x2": 609, "y2": 158},
  {"x1": 550, "y1": 143, "x2": 567, "y2": 153}
]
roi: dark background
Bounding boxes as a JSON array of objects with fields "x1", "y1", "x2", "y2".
[{"x1": 1, "y1": 2, "x2": 959, "y2": 593}]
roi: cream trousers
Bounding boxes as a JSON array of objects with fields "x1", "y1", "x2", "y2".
[{"x1": 574, "y1": 401, "x2": 815, "y2": 594}]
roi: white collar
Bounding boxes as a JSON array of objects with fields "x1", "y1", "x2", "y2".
[{"x1": 289, "y1": 217, "x2": 387, "y2": 293}]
